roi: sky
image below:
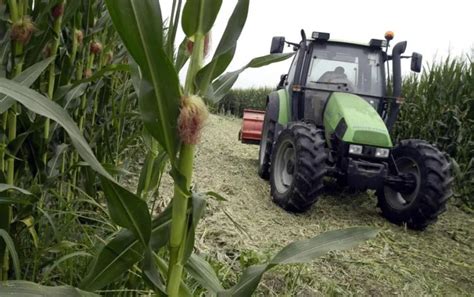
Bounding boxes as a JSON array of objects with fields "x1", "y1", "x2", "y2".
[{"x1": 165, "y1": 0, "x2": 474, "y2": 88}]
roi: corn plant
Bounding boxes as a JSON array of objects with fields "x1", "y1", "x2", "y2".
[
  {"x1": 0, "y1": 0, "x2": 378, "y2": 295},
  {"x1": 0, "y1": 0, "x2": 140, "y2": 282}
]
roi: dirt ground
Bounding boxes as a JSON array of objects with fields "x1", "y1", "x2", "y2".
[{"x1": 161, "y1": 114, "x2": 473, "y2": 296}]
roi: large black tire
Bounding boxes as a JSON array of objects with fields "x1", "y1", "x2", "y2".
[
  {"x1": 270, "y1": 123, "x2": 327, "y2": 212},
  {"x1": 258, "y1": 99, "x2": 278, "y2": 180},
  {"x1": 377, "y1": 139, "x2": 453, "y2": 230}
]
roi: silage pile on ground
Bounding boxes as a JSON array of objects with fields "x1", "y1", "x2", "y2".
[{"x1": 157, "y1": 114, "x2": 473, "y2": 296}]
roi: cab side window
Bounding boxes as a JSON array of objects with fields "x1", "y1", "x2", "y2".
[{"x1": 286, "y1": 50, "x2": 300, "y2": 88}]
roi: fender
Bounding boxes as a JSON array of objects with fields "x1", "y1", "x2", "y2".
[{"x1": 268, "y1": 88, "x2": 291, "y2": 126}]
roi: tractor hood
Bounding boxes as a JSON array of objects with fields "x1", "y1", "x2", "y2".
[{"x1": 323, "y1": 92, "x2": 393, "y2": 148}]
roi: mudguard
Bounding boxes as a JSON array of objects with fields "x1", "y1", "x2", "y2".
[{"x1": 269, "y1": 88, "x2": 290, "y2": 126}]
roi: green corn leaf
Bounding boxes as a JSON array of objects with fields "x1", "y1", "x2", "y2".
[
  {"x1": 72, "y1": 64, "x2": 131, "y2": 88},
  {"x1": 100, "y1": 177, "x2": 151, "y2": 246},
  {"x1": 183, "y1": 193, "x2": 207, "y2": 262},
  {"x1": 47, "y1": 143, "x2": 69, "y2": 178},
  {"x1": 0, "y1": 184, "x2": 33, "y2": 195},
  {"x1": 218, "y1": 227, "x2": 379, "y2": 296},
  {"x1": 80, "y1": 206, "x2": 173, "y2": 291},
  {"x1": 137, "y1": 150, "x2": 168, "y2": 198},
  {"x1": 269, "y1": 227, "x2": 379, "y2": 265},
  {"x1": 62, "y1": 83, "x2": 88, "y2": 109},
  {"x1": 0, "y1": 229, "x2": 21, "y2": 280},
  {"x1": 51, "y1": 83, "x2": 89, "y2": 135},
  {"x1": 41, "y1": 251, "x2": 93, "y2": 282},
  {"x1": 19, "y1": 216, "x2": 39, "y2": 248},
  {"x1": 182, "y1": 0, "x2": 222, "y2": 37},
  {"x1": 0, "y1": 281, "x2": 98, "y2": 297},
  {"x1": 186, "y1": 253, "x2": 224, "y2": 293},
  {"x1": 141, "y1": 248, "x2": 166, "y2": 294},
  {"x1": 106, "y1": 0, "x2": 181, "y2": 162},
  {"x1": 0, "y1": 56, "x2": 55, "y2": 113},
  {"x1": 210, "y1": 53, "x2": 295, "y2": 103},
  {"x1": 196, "y1": 0, "x2": 249, "y2": 94},
  {"x1": 54, "y1": 64, "x2": 130, "y2": 102},
  {"x1": 205, "y1": 191, "x2": 228, "y2": 202},
  {"x1": 175, "y1": 37, "x2": 190, "y2": 72},
  {"x1": 80, "y1": 229, "x2": 145, "y2": 291}
]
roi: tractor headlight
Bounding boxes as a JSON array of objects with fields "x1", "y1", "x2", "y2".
[
  {"x1": 375, "y1": 148, "x2": 390, "y2": 158},
  {"x1": 349, "y1": 145, "x2": 363, "y2": 155}
]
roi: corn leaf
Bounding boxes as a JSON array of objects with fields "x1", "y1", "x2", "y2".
[
  {"x1": 100, "y1": 177, "x2": 151, "y2": 246},
  {"x1": 186, "y1": 253, "x2": 224, "y2": 293},
  {"x1": 0, "y1": 56, "x2": 55, "y2": 113},
  {"x1": 0, "y1": 184, "x2": 32, "y2": 195},
  {"x1": 183, "y1": 193, "x2": 207, "y2": 262},
  {"x1": 141, "y1": 248, "x2": 166, "y2": 294},
  {"x1": 137, "y1": 150, "x2": 168, "y2": 198},
  {"x1": 210, "y1": 53, "x2": 295, "y2": 103},
  {"x1": 175, "y1": 37, "x2": 190, "y2": 72},
  {"x1": 0, "y1": 229, "x2": 21, "y2": 280},
  {"x1": 41, "y1": 251, "x2": 93, "y2": 282},
  {"x1": 218, "y1": 227, "x2": 379, "y2": 296},
  {"x1": 196, "y1": 0, "x2": 249, "y2": 94},
  {"x1": 182, "y1": 0, "x2": 222, "y2": 37},
  {"x1": 106, "y1": 0, "x2": 181, "y2": 162},
  {"x1": 0, "y1": 281, "x2": 98, "y2": 297},
  {"x1": 80, "y1": 206, "x2": 173, "y2": 291}
]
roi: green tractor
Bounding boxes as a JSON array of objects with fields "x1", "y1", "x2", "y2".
[{"x1": 241, "y1": 30, "x2": 453, "y2": 230}]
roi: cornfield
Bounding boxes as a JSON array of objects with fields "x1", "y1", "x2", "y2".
[
  {"x1": 216, "y1": 87, "x2": 271, "y2": 116},
  {"x1": 0, "y1": 0, "x2": 141, "y2": 285},
  {"x1": 0, "y1": 0, "x2": 377, "y2": 296}
]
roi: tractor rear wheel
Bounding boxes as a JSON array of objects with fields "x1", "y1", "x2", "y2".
[
  {"x1": 377, "y1": 139, "x2": 453, "y2": 230},
  {"x1": 270, "y1": 123, "x2": 327, "y2": 212},
  {"x1": 258, "y1": 99, "x2": 278, "y2": 180}
]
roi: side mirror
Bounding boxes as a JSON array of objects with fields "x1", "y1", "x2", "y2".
[
  {"x1": 411, "y1": 52, "x2": 423, "y2": 73},
  {"x1": 270, "y1": 36, "x2": 285, "y2": 54},
  {"x1": 277, "y1": 74, "x2": 288, "y2": 89}
]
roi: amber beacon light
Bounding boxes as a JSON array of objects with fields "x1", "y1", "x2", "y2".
[{"x1": 384, "y1": 31, "x2": 394, "y2": 41}]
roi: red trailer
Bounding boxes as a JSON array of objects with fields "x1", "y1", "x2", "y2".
[{"x1": 239, "y1": 109, "x2": 265, "y2": 144}]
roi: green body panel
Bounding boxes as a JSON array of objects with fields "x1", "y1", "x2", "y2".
[
  {"x1": 323, "y1": 92, "x2": 393, "y2": 148},
  {"x1": 276, "y1": 89, "x2": 290, "y2": 125}
]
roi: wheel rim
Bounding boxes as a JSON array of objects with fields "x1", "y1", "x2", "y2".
[
  {"x1": 274, "y1": 139, "x2": 295, "y2": 193},
  {"x1": 384, "y1": 156, "x2": 421, "y2": 209}
]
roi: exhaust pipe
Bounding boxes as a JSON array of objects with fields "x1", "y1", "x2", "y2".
[{"x1": 386, "y1": 41, "x2": 407, "y2": 131}]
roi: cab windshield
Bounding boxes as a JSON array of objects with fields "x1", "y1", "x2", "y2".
[{"x1": 306, "y1": 42, "x2": 385, "y2": 97}]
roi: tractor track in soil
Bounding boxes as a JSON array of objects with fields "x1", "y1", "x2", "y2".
[{"x1": 148, "y1": 114, "x2": 473, "y2": 296}]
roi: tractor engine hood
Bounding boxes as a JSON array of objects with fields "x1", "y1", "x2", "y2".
[{"x1": 323, "y1": 92, "x2": 393, "y2": 148}]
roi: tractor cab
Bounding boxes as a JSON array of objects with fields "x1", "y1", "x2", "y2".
[
  {"x1": 299, "y1": 40, "x2": 387, "y2": 125},
  {"x1": 270, "y1": 31, "x2": 421, "y2": 128}
]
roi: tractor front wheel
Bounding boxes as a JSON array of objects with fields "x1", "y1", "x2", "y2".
[
  {"x1": 377, "y1": 139, "x2": 453, "y2": 230},
  {"x1": 270, "y1": 123, "x2": 327, "y2": 212}
]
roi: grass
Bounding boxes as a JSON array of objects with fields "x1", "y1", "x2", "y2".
[{"x1": 172, "y1": 114, "x2": 473, "y2": 296}]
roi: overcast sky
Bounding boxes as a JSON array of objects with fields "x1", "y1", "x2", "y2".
[{"x1": 165, "y1": 0, "x2": 473, "y2": 88}]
